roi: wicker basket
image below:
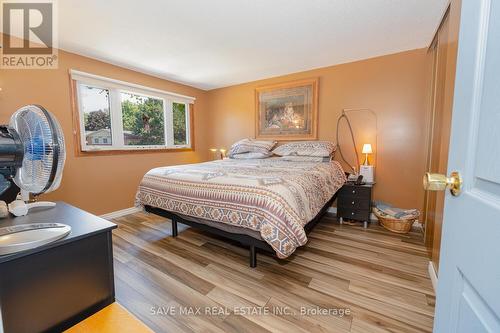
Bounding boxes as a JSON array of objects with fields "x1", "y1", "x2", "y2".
[{"x1": 374, "y1": 210, "x2": 418, "y2": 234}]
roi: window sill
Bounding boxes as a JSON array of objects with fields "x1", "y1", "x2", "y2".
[{"x1": 75, "y1": 147, "x2": 194, "y2": 157}]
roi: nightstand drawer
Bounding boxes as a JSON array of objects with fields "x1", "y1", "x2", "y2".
[
  {"x1": 338, "y1": 186, "x2": 371, "y2": 198},
  {"x1": 337, "y1": 208, "x2": 370, "y2": 221},
  {"x1": 338, "y1": 196, "x2": 371, "y2": 209}
]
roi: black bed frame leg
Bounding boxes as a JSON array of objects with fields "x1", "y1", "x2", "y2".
[
  {"x1": 249, "y1": 245, "x2": 257, "y2": 268},
  {"x1": 171, "y1": 218, "x2": 178, "y2": 237}
]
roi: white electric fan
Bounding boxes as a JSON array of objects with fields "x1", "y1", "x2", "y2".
[{"x1": 0, "y1": 105, "x2": 70, "y2": 255}]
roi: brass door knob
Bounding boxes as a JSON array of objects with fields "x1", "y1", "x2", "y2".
[{"x1": 423, "y1": 171, "x2": 462, "y2": 196}]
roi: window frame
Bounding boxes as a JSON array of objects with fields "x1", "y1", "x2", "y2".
[{"x1": 70, "y1": 70, "x2": 195, "y2": 155}]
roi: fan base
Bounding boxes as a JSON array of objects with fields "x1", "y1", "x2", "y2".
[{"x1": 0, "y1": 223, "x2": 71, "y2": 255}]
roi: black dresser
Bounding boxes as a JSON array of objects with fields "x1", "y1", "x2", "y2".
[
  {"x1": 337, "y1": 183, "x2": 374, "y2": 228},
  {"x1": 0, "y1": 202, "x2": 117, "y2": 333}
]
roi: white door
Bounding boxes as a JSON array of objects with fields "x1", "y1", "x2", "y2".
[{"x1": 432, "y1": 0, "x2": 500, "y2": 331}]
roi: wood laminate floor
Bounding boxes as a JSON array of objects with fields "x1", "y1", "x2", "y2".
[{"x1": 111, "y1": 212, "x2": 435, "y2": 333}]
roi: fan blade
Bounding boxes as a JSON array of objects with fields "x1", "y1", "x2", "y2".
[{"x1": 25, "y1": 136, "x2": 46, "y2": 161}]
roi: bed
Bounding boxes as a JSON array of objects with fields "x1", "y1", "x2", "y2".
[{"x1": 136, "y1": 158, "x2": 346, "y2": 267}]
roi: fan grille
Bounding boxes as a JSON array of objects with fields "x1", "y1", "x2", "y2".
[{"x1": 10, "y1": 105, "x2": 66, "y2": 195}]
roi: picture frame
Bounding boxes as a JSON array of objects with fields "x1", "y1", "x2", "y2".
[{"x1": 255, "y1": 78, "x2": 318, "y2": 140}]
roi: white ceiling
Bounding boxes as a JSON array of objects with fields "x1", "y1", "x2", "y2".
[{"x1": 58, "y1": 0, "x2": 448, "y2": 90}]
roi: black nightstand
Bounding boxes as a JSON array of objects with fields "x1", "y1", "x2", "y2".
[
  {"x1": 0, "y1": 202, "x2": 117, "y2": 332},
  {"x1": 337, "y1": 182, "x2": 374, "y2": 228}
]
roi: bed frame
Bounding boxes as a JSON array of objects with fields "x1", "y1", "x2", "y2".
[{"x1": 144, "y1": 192, "x2": 337, "y2": 268}]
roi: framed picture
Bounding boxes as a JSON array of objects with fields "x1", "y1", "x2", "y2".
[{"x1": 255, "y1": 78, "x2": 318, "y2": 140}]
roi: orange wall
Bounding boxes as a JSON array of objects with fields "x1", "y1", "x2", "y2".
[
  {"x1": 1, "y1": 44, "x2": 432, "y2": 215},
  {"x1": 207, "y1": 49, "x2": 430, "y2": 211},
  {"x1": 0, "y1": 48, "x2": 210, "y2": 215}
]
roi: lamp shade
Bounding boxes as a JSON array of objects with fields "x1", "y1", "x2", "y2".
[{"x1": 362, "y1": 143, "x2": 373, "y2": 154}]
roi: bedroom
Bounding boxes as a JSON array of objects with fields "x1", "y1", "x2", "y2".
[{"x1": 0, "y1": 0, "x2": 499, "y2": 332}]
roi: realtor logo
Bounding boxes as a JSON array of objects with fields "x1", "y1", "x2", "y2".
[{"x1": 1, "y1": 0, "x2": 58, "y2": 69}]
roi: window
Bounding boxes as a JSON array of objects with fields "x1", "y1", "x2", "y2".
[
  {"x1": 80, "y1": 85, "x2": 112, "y2": 146},
  {"x1": 173, "y1": 102, "x2": 187, "y2": 145},
  {"x1": 121, "y1": 92, "x2": 165, "y2": 146},
  {"x1": 72, "y1": 70, "x2": 194, "y2": 152}
]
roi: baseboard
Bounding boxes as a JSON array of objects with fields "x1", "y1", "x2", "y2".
[
  {"x1": 100, "y1": 206, "x2": 141, "y2": 220},
  {"x1": 428, "y1": 261, "x2": 438, "y2": 292},
  {"x1": 328, "y1": 207, "x2": 378, "y2": 221}
]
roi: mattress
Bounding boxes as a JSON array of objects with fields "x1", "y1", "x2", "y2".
[{"x1": 136, "y1": 158, "x2": 345, "y2": 258}]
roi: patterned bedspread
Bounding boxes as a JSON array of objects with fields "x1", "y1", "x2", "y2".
[{"x1": 135, "y1": 158, "x2": 346, "y2": 258}]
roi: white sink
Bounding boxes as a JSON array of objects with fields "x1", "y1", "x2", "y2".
[{"x1": 0, "y1": 223, "x2": 71, "y2": 255}]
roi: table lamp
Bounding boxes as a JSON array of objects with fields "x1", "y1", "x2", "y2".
[
  {"x1": 209, "y1": 148, "x2": 219, "y2": 160},
  {"x1": 362, "y1": 143, "x2": 373, "y2": 165},
  {"x1": 360, "y1": 143, "x2": 374, "y2": 183}
]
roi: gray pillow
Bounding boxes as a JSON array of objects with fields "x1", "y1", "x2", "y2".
[
  {"x1": 272, "y1": 141, "x2": 336, "y2": 157},
  {"x1": 230, "y1": 151, "x2": 273, "y2": 159},
  {"x1": 228, "y1": 138, "x2": 277, "y2": 157},
  {"x1": 279, "y1": 155, "x2": 331, "y2": 162}
]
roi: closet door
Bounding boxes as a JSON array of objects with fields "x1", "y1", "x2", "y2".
[
  {"x1": 423, "y1": 9, "x2": 455, "y2": 272},
  {"x1": 423, "y1": 38, "x2": 438, "y2": 255}
]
